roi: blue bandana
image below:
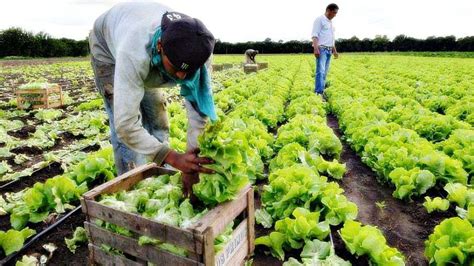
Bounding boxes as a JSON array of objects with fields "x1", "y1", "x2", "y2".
[{"x1": 151, "y1": 28, "x2": 217, "y2": 122}]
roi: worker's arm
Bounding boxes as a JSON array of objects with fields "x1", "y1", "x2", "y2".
[
  {"x1": 164, "y1": 59, "x2": 215, "y2": 177},
  {"x1": 163, "y1": 99, "x2": 214, "y2": 196},
  {"x1": 311, "y1": 17, "x2": 321, "y2": 58},
  {"x1": 113, "y1": 50, "x2": 172, "y2": 165},
  {"x1": 332, "y1": 25, "x2": 338, "y2": 58},
  {"x1": 179, "y1": 59, "x2": 214, "y2": 198},
  {"x1": 184, "y1": 57, "x2": 212, "y2": 151},
  {"x1": 312, "y1": 37, "x2": 320, "y2": 58},
  {"x1": 184, "y1": 99, "x2": 207, "y2": 151}
]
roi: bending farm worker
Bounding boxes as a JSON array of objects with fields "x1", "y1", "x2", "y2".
[
  {"x1": 245, "y1": 49, "x2": 259, "y2": 64},
  {"x1": 89, "y1": 2, "x2": 217, "y2": 197},
  {"x1": 311, "y1": 3, "x2": 339, "y2": 95}
]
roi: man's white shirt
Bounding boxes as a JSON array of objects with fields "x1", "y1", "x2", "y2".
[{"x1": 311, "y1": 15, "x2": 335, "y2": 47}]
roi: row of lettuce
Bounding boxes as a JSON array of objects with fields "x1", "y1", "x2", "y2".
[
  {"x1": 326, "y1": 55, "x2": 474, "y2": 265},
  {"x1": 248, "y1": 58, "x2": 404, "y2": 265},
  {"x1": 342, "y1": 55, "x2": 474, "y2": 127}
]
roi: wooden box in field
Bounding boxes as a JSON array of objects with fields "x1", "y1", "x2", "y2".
[
  {"x1": 222, "y1": 63, "x2": 234, "y2": 70},
  {"x1": 212, "y1": 64, "x2": 225, "y2": 72},
  {"x1": 243, "y1": 64, "x2": 258, "y2": 74},
  {"x1": 212, "y1": 64, "x2": 235, "y2": 72},
  {"x1": 16, "y1": 83, "x2": 64, "y2": 109},
  {"x1": 81, "y1": 163, "x2": 255, "y2": 266},
  {"x1": 257, "y1": 62, "x2": 268, "y2": 70}
]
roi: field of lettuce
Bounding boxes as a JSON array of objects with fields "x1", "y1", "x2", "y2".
[{"x1": 0, "y1": 54, "x2": 473, "y2": 265}]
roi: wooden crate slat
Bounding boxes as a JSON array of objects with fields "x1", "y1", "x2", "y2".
[
  {"x1": 47, "y1": 103, "x2": 62, "y2": 108},
  {"x1": 246, "y1": 188, "x2": 255, "y2": 255},
  {"x1": 203, "y1": 228, "x2": 215, "y2": 266},
  {"x1": 83, "y1": 163, "x2": 168, "y2": 200},
  {"x1": 192, "y1": 185, "x2": 251, "y2": 237},
  {"x1": 223, "y1": 240, "x2": 248, "y2": 266},
  {"x1": 82, "y1": 200, "x2": 203, "y2": 254},
  {"x1": 16, "y1": 89, "x2": 46, "y2": 94},
  {"x1": 215, "y1": 218, "x2": 249, "y2": 266},
  {"x1": 16, "y1": 86, "x2": 61, "y2": 95},
  {"x1": 19, "y1": 96, "x2": 46, "y2": 100},
  {"x1": 85, "y1": 222, "x2": 202, "y2": 265},
  {"x1": 89, "y1": 244, "x2": 146, "y2": 266}
]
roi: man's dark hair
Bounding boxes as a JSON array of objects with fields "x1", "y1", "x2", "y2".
[{"x1": 326, "y1": 3, "x2": 339, "y2": 11}]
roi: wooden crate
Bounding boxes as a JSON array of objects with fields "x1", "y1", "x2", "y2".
[
  {"x1": 243, "y1": 64, "x2": 258, "y2": 74},
  {"x1": 212, "y1": 64, "x2": 235, "y2": 72},
  {"x1": 16, "y1": 84, "x2": 64, "y2": 109},
  {"x1": 81, "y1": 163, "x2": 255, "y2": 266},
  {"x1": 257, "y1": 62, "x2": 268, "y2": 70},
  {"x1": 222, "y1": 64, "x2": 234, "y2": 70},
  {"x1": 212, "y1": 64, "x2": 225, "y2": 72}
]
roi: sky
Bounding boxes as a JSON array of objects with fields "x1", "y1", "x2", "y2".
[{"x1": 1, "y1": 0, "x2": 473, "y2": 42}]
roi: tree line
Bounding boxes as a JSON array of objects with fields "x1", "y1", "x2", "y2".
[
  {"x1": 0, "y1": 28, "x2": 88, "y2": 58},
  {"x1": 215, "y1": 35, "x2": 474, "y2": 54},
  {"x1": 1, "y1": 27, "x2": 473, "y2": 58}
]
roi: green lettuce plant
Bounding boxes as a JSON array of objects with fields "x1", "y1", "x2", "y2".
[
  {"x1": 423, "y1": 196, "x2": 450, "y2": 213},
  {"x1": 425, "y1": 217, "x2": 474, "y2": 265},
  {"x1": 256, "y1": 208, "x2": 330, "y2": 260},
  {"x1": 0, "y1": 228, "x2": 36, "y2": 256},
  {"x1": 340, "y1": 220, "x2": 405, "y2": 265}
]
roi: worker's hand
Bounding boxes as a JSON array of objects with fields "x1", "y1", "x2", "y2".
[
  {"x1": 164, "y1": 148, "x2": 214, "y2": 199},
  {"x1": 164, "y1": 148, "x2": 215, "y2": 174},
  {"x1": 314, "y1": 48, "x2": 320, "y2": 58},
  {"x1": 182, "y1": 172, "x2": 200, "y2": 198},
  {"x1": 334, "y1": 52, "x2": 339, "y2": 59}
]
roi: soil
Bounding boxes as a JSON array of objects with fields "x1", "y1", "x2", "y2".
[
  {"x1": 0, "y1": 131, "x2": 93, "y2": 192},
  {"x1": 0, "y1": 162, "x2": 64, "y2": 195},
  {"x1": 0, "y1": 137, "x2": 102, "y2": 194},
  {"x1": 10, "y1": 146, "x2": 44, "y2": 155},
  {"x1": 7, "y1": 125, "x2": 36, "y2": 139},
  {"x1": 326, "y1": 114, "x2": 453, "y2": 266},
  {"x1": 0, "y1": 57, "x2": 89, "y2": 67}
]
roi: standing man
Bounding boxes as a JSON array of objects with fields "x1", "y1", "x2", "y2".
[
  {"x1": 311, "y1": 3, "x2": 339, "y2": 95},
  {"x1": 244, "y1": 49, "x2": 259, "y2": 64},
  {"x1": 89, "y1": 2, "x2": 216, "y2": 196}
]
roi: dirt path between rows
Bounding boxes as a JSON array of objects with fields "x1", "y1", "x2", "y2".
[{"x1": 326, "y1": 114, "x2": 453, "y2": 266}]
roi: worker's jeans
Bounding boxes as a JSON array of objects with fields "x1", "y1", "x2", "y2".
[
  {"x1": 315, "y1": 47, "x2": 332, "y2": 94},
  {"x1": 90, "y1": 57, "x2": 169, "y2": 175}
]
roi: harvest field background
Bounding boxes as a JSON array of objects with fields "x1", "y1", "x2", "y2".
[{"x1": 0, "y1": 53, "x2": 473, "y2": 265}]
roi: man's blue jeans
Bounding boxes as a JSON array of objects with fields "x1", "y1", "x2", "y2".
[
  {"x1": 315, "y1": 47, "x2": 332, "y2": 94},
  {"x1": 90, "y1": 57, "x2": 169, "y2": 175}
]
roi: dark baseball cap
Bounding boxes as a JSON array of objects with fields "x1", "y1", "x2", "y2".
[{"x1": 161, "y1": 11, "x2": 215, "y2": 74}]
